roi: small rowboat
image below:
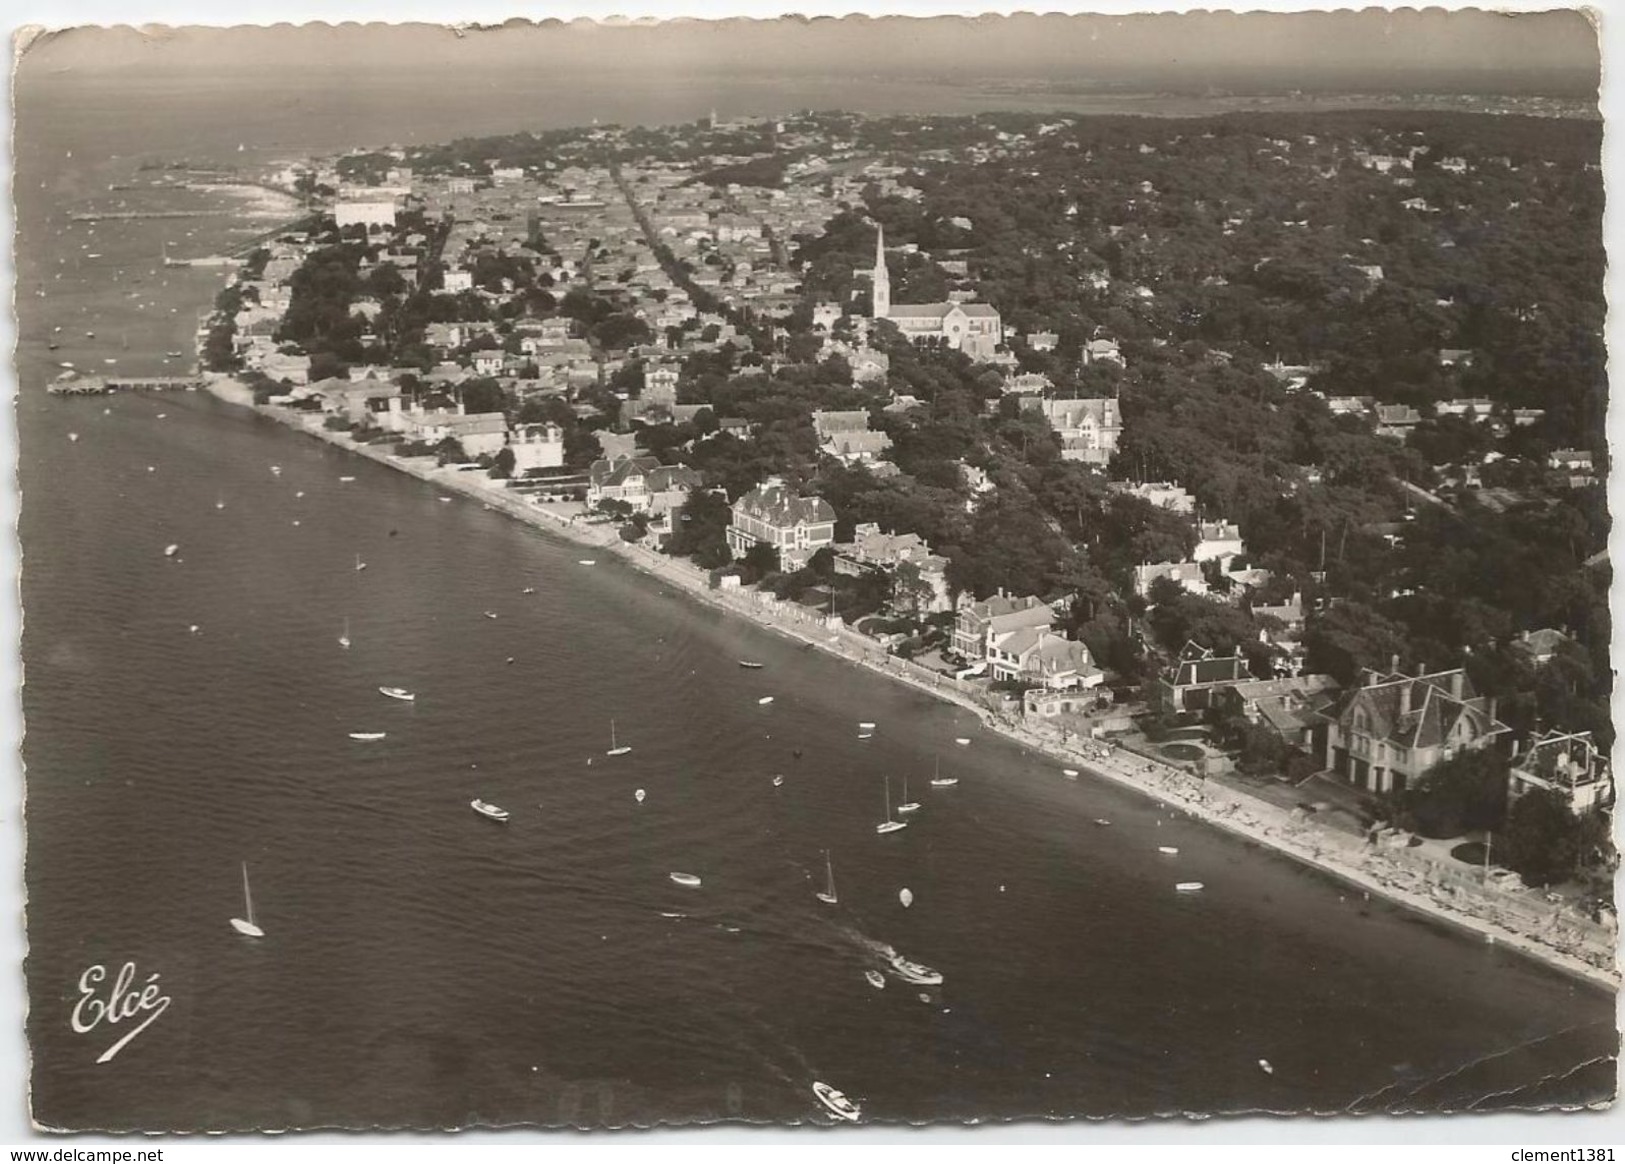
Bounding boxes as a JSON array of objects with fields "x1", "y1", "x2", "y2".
[
  {"x1": 864, "y1": 970, "x2": 885, "y2": 989},
  {"x1": 379, "y1": 686, "x2": 415, "y2": 702},
  {"x1": 758, "y1": 696, "x2": 774, "y2": 705},
  {"x1": 954, "y1": 737, "x2": 970, "y2": 746},
  {"x1": 1159, "y1": 846, "x2": 1180, "y2": 855},
  {"x1": 470, "y1": 799, "x2": 509, "y2": 822},
  {"x1": 348, "y1": 732, "x2": 386, "y2": 742},
  {"x1": 1062, "y1": 768, "x2": 1079, "y2": 778},
  {"x1": 1176, "y1": 882, "x2": 1205, "y2": 893},
  {"x1": 669, "y1": 872, "x2": 702, "y2": 888},
  {"x1": 738, "y1": 660, "x2": 764, "y2": 669}
]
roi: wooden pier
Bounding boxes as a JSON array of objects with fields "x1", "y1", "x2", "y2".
[
  {"x1": 48, "y1": 375, "x2": 202, "y2": 396},
  {"x1": 72, "y1": 210, "x2": 223, "y2": 222}
]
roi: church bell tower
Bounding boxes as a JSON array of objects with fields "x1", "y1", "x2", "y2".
[{"x1": 871, "y1": 223, "x2": 890, "y2": 320}]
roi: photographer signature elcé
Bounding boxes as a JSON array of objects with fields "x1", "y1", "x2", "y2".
[{"x1": 71, "y1": 962, "x2": 170, "y2": 1064}]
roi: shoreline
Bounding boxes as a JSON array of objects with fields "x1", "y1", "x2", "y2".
[{"x1": 203, "y1": 377, "x2": 1620, "y2": 992}]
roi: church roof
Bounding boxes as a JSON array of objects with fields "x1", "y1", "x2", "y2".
[{"x1": 888, "y1": 301, "x2": 1000, "y2": 320}]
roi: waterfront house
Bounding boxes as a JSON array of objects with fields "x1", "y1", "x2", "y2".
[
  {"x1": 1319, "y1": 666, "x2": 1510, "y2": 795},
  {"x1": 725, "y1": 479, "x2": 837, "y2": 571},
  {"x1": 832, "y1": 523, "x2": 952, "y2": 614},
  {"x1": 950, "y1": 592, "x2": 1053, "y2": 665},
  {"x1": 986, "y1": 628, "x2": 1104, "y2": 691},
  {"x1": 1154, "y1": 642, "x2": 1252, "y2": 714},
  {"x1": 309, "y1": 377, "x2": 406, "y2": 432},
  {"x1": 1509, "y1": 730, "x2": 1613, "y2": 815},
  {"x1": 508, "y1": 422, "x2": 565, "y2": 473},
  {"x1": 1215, "y1": 674, "x2": 1340, "y2": 750},
  {"x1": 588, "y1": 454, "x2": 662, "y2": 511}
]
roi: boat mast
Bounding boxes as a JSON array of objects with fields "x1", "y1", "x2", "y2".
[
  {"x1": 241, "y1": 862, "x2": 254, "y2": 926},
  {"x1": 825, "y1": 850, "x2": 835, "y2": 899}
]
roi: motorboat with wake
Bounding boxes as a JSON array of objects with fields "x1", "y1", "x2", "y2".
[
  {"x1": 812, "y1": 1082, "x2": 861, "y2": 1122},
  {"x1": 884, "y1": 950, "x2": 943, "y2": 986}
]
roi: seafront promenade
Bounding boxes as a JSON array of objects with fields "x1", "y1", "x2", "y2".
[{"x1": 209, "y1": 378, "x2": 1619, "y2": 991}]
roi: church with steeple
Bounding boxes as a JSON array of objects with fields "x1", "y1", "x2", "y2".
[{"x1": 868, "y1": 224, "x2": 1002, "y2": 361}]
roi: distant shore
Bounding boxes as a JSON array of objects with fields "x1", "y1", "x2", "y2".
[{"x1": 202, "y1": 375, "x2": 1620, "y2": 992}]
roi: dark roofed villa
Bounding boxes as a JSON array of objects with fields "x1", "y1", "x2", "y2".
[
  {"x1": 726, "y1": 479, "x2": 837, "y2": 571},
  {"x1": 1320, "y1": 666, "x2": 1511, "y2": 795}
]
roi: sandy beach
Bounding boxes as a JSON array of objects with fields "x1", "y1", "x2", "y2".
[{"x1": 204, "y1": 376, "x2": 1620, "y2": 992}]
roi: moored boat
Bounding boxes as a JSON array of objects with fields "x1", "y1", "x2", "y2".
[
  {"x1": 471, "y1": 799, "x2": 509, "y2": 822},
  {"x1": 378, "y1": 686, "x2": 415, "y2": 702},
  {"x1": 864, "y1": 970, "x2": 886, "y2": 989},
  {"x1": 669, "y1": 872, "x2": 702, "y2": 888},
  {"x1": 738, "y1": 660, "x2": 764, "y2": 669},
  {"x1": 1176, "y1": 881, "x2": 1205, "y2": 893},
  {"x1": 816, "y1": 850, "x2": 837, "y2": 905},
  {"x1": 348, "y1": 732, "x2": 386, "y2": 741}
]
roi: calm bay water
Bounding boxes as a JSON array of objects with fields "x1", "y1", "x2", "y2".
[{"x1": 14, "y1": 71, "x2": 1616, "y2": 1131}]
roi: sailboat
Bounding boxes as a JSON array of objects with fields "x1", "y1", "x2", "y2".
[
  {"x1": 816, "y1": 850, "x2": 838, "y2": 905},
  {"x1": 606, "y1": 720, "x2": 631, "y2": 757},
  {"x1": 896, "y1": 776, "x2": 920, "y2": 815},
  {"x1": 876, "y1": 775, "x2": 908, "y2": 835},
  {"x1": 929, "y1": 758, "x2": 958, "y2": 788},
  {"x1": 229, "y1": 862, "x2": 264, "y2": 938},
  {"x1": 354, "y1": 554, "x2": 367, "y2": 572},
  {"x1": 338, "y1": 617, "x2": 351, "y2": 650}
]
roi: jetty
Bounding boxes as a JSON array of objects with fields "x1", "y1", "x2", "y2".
[
  {"x1": 48, "y1": 375, "x2": 201, "y2": 396},
  {"x1": 71, "y1": 210, "x2": 224, "y2": 222}
]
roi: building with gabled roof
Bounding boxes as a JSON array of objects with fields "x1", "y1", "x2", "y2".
[
  {"x1": 987, "y1": 627, "x2": 1103, "y2": 691},
  {"x1": 833, "y1": 523, "x2": 952, "y2": 614},
  {"x1": 1025, "y1": 396, "x2": 1122, "y2": 466},
  {"x1": 1155, "y1": 642, "x2": 1252, "y2": 713},
  {"x1": 1319, "y1": 666, "x2": 1511, "y2": 795},
  {"x1": 1217, "y1": 674, "x2": 1341, "y2": 749},
  {"x1": 726, "y1": 479, "x2": 837, "y2": 570},
  {"x1": 950, "y1": 592, "x2": 1053, "y2": 664}
]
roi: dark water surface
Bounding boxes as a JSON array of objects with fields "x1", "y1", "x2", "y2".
[{"x1": 14, "y1": 71, "x2": 1615, "y2": 1132}]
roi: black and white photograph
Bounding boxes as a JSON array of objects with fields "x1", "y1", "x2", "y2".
[{"x1": 9, "y1": 5, "x2": 1619, "y2": 1136}]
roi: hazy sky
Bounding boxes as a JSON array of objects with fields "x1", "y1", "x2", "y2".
[{"x1": 16, "y1": 9, "x2": 1600, "y2": 93}]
